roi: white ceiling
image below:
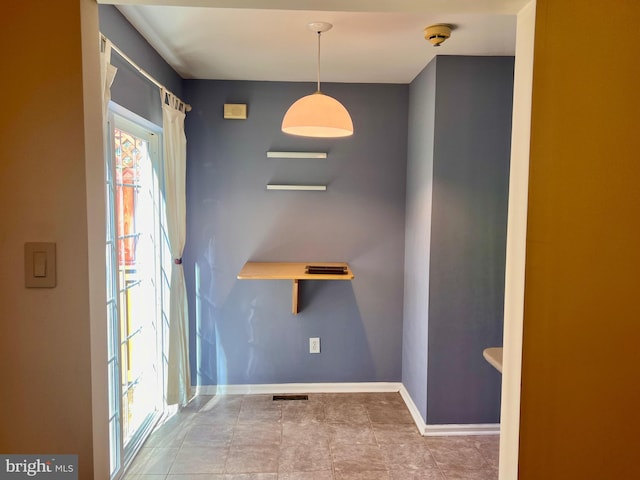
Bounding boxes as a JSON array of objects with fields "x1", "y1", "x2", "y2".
[{"x1": 106, "y1": 0, "x2": 530, "y2": 84}]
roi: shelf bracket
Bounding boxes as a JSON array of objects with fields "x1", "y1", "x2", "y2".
[{"x1": 292, "y1": 279, "x2": 299, "y2": 315}]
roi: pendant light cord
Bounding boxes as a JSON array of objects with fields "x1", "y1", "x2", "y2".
[{"x1": 316, "y1": 31, "x2": 321, "y2": 93}]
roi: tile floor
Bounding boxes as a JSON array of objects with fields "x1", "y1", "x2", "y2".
[{"x1": 124, "y1": 393, "x2": 499, "y2": 480}]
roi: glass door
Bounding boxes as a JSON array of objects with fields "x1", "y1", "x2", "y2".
[{"x1": 106, "y1": 109, "x2": 169, "y2": 478}]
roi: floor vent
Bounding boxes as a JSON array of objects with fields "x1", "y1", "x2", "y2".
[{"x1": 273, "y1": 394, "x2": 309, "y2": 401}]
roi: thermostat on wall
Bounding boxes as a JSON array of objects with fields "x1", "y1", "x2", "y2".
[{"x1": 224, "y1": 103, "x2": 247, "y2": 120}]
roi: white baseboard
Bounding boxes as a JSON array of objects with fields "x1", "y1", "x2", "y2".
[
  {"x1": 398, "y1": 385, "x2": 499, "y2": 436},
  {"x1": 196, "y1": 382, "x2": 402, "y2": 396},
  {"x1": 424, "y1": 423, "x2": 500, "y2": 436},
  {"x1": 399, "y1": 384, "x2": 427, "y2": 435},
  {"x1": 195, "y1": 382, "x2": 500, "y2": 436}
]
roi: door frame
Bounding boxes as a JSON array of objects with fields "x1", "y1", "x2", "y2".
[
  {"x1": 106, "y1": 104, "x2": 166, "y2": 479},
  {"x1": 82, "y1": 2, "x2": 537, "y2": 479}
]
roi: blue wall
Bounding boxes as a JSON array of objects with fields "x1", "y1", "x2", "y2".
[
  {"x1": 99, "y1": 5, "x2": 183, "y2": 125},
  {"x1": 403, "y1": 56, "x2": 513, "y2": 425},
  {"x1": 402, "y1": 60, "x2": 437, "y2": 421},
  {"x1": 427, "y1": 56, "x2": 512, "y2": 424},
  {"x1": 183, "y1": 80, "x2": 408, "y2": 385}
]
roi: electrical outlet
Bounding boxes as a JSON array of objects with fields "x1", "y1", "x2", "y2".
[{"x1": 309, "y1": 337, "x2": 320, "y2": 354}]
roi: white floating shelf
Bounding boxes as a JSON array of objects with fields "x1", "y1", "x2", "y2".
[
  {"x1": 266, "y1": 151, "x2": 327, "y2": 159},
  {"x1": 267, "y1": 184, "x2": 327, "y2": 191}
]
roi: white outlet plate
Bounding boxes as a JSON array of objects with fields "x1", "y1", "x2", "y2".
[{"x1": 309, "y1": 337, "x2": 320, "y2": 354}]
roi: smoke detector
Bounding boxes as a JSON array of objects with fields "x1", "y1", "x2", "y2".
[{"x1": 424, "y1": 24, "x2": 452, "y2": 47}]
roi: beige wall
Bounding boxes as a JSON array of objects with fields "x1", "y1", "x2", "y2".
[
  {"x1": 0, "y1": 1, "x2": 99, "y2": 477},
  {"x1": 519, "y1": 0, "x2": 640, "y2": 477}
]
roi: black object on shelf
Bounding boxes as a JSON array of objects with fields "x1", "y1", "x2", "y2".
[{"x1": 305, "y1": 265, "x2": 348, "y2": 275}]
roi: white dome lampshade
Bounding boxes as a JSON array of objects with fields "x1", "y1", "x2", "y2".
[
  {"x1": 282, "y1": 91, "x2": 353, "y2": 138},
  {"x1": 281, "y1": 22, "x2": 354, "y2": 138}
]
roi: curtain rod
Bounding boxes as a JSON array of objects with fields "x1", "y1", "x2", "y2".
[{"x1": 101, "y1": 34, "x2": 192, "y2": 112}]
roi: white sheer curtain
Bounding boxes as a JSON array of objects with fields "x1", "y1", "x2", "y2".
[
  {"x1": 161, "y1": 88, "x2": 192, "y2": 406},
  {"x1": 100, "y1": 37, "x2": 117, "y2": 140}
]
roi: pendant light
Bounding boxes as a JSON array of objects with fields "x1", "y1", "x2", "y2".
[{"x1": 281, "y1": 22, "x2": 354, "y2": 138}]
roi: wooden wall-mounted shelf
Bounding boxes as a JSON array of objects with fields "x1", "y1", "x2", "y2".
[
  {"x1": 237, "y1": 262, "x2": 354, "y2": 314},
  {"x1": 483, "y1": 347, "x2": 503, "y2": 373}
]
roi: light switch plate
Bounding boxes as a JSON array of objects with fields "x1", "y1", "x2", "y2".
[{"x1": 25, "y1": 242, "x2": 56, "y2": 288}]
